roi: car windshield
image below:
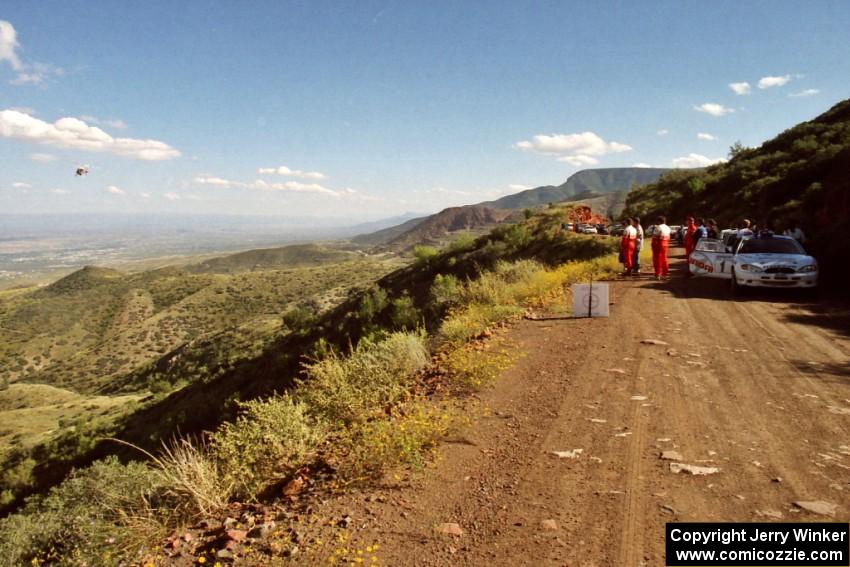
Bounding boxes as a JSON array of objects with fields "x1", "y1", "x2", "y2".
[{"x1": 738, "y1": 238, "x2": 804, "y2": 255}]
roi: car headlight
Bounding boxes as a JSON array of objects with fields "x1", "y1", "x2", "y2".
[
  {"x1": 797, "y1": 264, "x2": 818, "y2": 273},
  {"x1": 739, "y1": 264, "x2": 763, "y2": 273}
]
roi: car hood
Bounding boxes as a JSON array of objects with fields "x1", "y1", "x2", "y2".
[{"x1": 736, "y1": 253, "x2": 816, "y2": 268}]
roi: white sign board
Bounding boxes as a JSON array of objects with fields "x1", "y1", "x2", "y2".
[{"x1": 572, "y1": 283, "x2": 610, "y2": 318}]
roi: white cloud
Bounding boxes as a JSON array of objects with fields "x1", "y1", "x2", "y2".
[
  {"x1": 633, "y1": 163, "x2": 653, "y2": 168},
  {"x1": 671, "y1": 153, "x2": 726, "y2": 168},
  {"x1": 1, "y1": 22, "x2": 65, "y2": 86},
  {"x1": 257, "y1": 165, "x2": 327, "y2": 180},
  {"x1": 107, "y1": 185, "x2": 125, "y2": 195},
  {"x1": 557, "y1": 154, "x2": 599, "y2": 166},
  {"x1": 656, "y1": 129, "x2": 669, "y2": 136},
  {"x1": 694, "y1": 103, "x2": 734, "y2": 117},
  {"x1": 9, "y1": 63, "x2": 64, "y2": 86},
  {"x1": 729, "y1": 82, "x2": 751, "y2": 95},
  {"x1": 514, "y1": 131, "x2": 631, "y2": 167},
  {"x1": 12, "y1": 181, "x2": 31, "y2": 188},
  {"x1": 0, "y1": 109, "x2": 180, "y2": 160},
  {"x1": 80, "y1": 115, "x2": 128, "y2": 130},
  {"x1": 758, "y1": 75, "x2": 791, "y2": 89},
  {"x1": 697, "y1": 132, "x2": 717, "y2": 141},
  {"x1": 140, "y1": 192, "x2": 151, "y2": 199},
  {"x1": 0, "y1": 20, "x2": 22, "y2": 71},
  {"x1": 508, "y1": 184, "x2": 531, "y2": 191},
  {"x1": 253, "y1": 178, "x2": 341, "y2": 196},
  {"x1": 51, "y1": 188, "x2": 69, "y2": 195},
  {"x1": 194, "y1": 175, "x2": 235, "y2": 187},
  {"x1": 29, "y1": 152, "x2": 57, "y2": 162},
  {"x1": 789, "y1": 88, "x2": 820, "y2": 98},
  {"x1": 163, "y1": 192, "x2": 180, "y2": 200},
  {"x1": 10, "y1": 106, "x2": 34, "y2": 114}
]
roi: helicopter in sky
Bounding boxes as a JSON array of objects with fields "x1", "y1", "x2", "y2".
[{"x1": 75, "y1": 165, "x2": 90, "y2": 176}]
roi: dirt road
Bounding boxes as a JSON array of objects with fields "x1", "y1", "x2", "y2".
[{"x1": 316, "y1": 252, "x2": 850, "y2": 566}]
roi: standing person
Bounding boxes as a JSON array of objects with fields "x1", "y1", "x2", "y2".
[
  {"x1": 631, "y1": 217, "x2": 644, "y2": 275},
  {"x1": 707, "y1": 218, "x2": 720, "y2": 239},
  {"x1": 693, "y1": 218, "x2": 708, "y2": 245},
  {"x1": 620, "y1": 218, "x2": 637, "y2": 276},
  {"x1": 783, "y1": 220, "x2": 806, "y2": 244},
  {"x1": 737, "y1": 219, "x2": 754, "y2": 239},
  {"x1": 651, "y1": 215, "x2": 671, "y2": 280},
  {"x1": 684, "y1": 216, "x2": 697, "y2": 260},
  {"x1": 756, "y1": 220, "x2": 774, "y2": 239}
]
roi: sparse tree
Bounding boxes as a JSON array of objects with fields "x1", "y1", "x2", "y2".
[{"x1": 728, "y1": 140, "x2": 749, "y2": 159}]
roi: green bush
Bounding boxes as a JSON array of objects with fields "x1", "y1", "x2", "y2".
[
  {"x1": 298, "y1": 331, "x2": 429, "y2": 426},
  {"x1": 0, "y1": 457, "x2": 169, "y2": 566},
  {"x1": 412, "y1": 245, "x2": 439, "y2": 264},
  {"x1": 390, "y1": 294, "x2": 420, "y2": 330},
  {"x1": 430, "y1": 273, "x2": 462, "y2": 308},
  {"x1": 212, "y1": 395, "x2": 325, "y2": 499}
]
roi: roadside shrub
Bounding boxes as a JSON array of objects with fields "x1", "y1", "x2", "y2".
[
  {"x1": 298, "y1": 331, "x2": 429, "y2": 425},
  {"x1": 0, "y1": 457, "x2": 168, "y2": 566},
  {"x1": 443, "y1": 343, "x2": 516, "y2": 391},
  {"x1": 439, "y1": 304, "x2": 522, "y2": 345},
  {"x1": 336, "y1": 399, "x2": 455, "y2": 480},
  {"x1": 212, "y1": 395, "x2": 325, "y2": 500}
]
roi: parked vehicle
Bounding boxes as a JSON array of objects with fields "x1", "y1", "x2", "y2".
[
  {"x1": 688, "y1": 236, "x2": 818, "y2": 292},
  {"x1": 595, "y1": 224, "x2": 609, "y2": 235},
  {"x1": 580, "y1": 225, "x2": 598, "y2": 234}
]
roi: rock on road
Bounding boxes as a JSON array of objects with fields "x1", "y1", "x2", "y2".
[{"x1": 333, "y1": 253, "x2": 850, "y2": 566}]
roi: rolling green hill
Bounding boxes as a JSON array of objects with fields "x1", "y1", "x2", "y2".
[
  {"x1": 186, "y1": 243, "x2": 357, "y2": 273},
  {"x1": 626, "y1": 98, "x2": 850, "y2": 284},
  {"x1": 0, "y1": 206, "x2": 616, "y2": 520},
  {"x1": 0, "y1": 243, "x2": 398, "y2": 492}
]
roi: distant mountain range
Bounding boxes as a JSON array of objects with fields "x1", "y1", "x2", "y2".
[
  {"x1": 480, "y1": 167, "x2": 672, "y2": 210},
  {"x1": 354, "y1": 167, "x2": 671, "y2": 249}
]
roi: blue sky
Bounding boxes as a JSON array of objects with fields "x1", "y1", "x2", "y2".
[{"x1": 2, "y1": 1, "x2": 849, "y2": 220}]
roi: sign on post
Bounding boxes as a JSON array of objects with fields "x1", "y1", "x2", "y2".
[{"x1": 572, "y1": 282, "x2": 609, "y2": 318}]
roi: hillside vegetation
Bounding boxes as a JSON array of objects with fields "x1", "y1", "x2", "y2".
[
  {"x1": 0, "y1": 244, "x2": 398, "y2": 511},
  {"x1": 626, "y1": 98, "x2": 850, "y2": 284},
  {"x1": 0, "y1": 206, "x2": 620, "y2": 564}
]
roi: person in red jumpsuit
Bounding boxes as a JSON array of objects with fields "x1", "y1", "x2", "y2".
[
  {"x1": 620, "y1": 218, "x2": 637, "y2": 275},
  {"x1": 684, "y1": 216, "x2": 697, "y2": 260},
  {"x1": 651, "y1": 215, "x2": 671, "y2": 279}
]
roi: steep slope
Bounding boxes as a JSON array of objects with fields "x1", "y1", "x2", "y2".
[
  {"x1": 626, "y1": 97, "x2": 850, "y2": 284},
  {"x1": 350, "y1": 215, "x2": 428, "y2": 246},
  {"x1": 384, "y1": 206, "x2": 513, "y2": 250}
]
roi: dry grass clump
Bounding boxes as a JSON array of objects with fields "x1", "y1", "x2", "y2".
[{"x1": 152, "y1": 437, "x2": 233, "y2": 518}]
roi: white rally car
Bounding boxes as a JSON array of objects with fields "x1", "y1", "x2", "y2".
[{"x1": 688, "y1": 236, "x2": 818, "y2": 291}]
